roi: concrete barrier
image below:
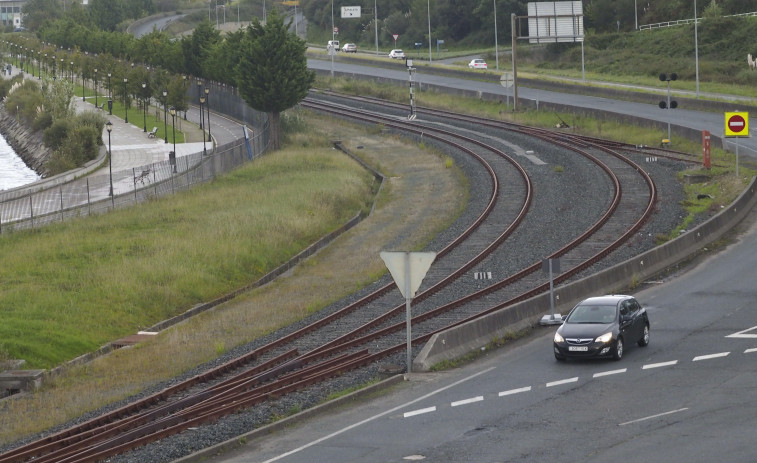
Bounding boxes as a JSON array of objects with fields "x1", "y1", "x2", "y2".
[{"x1": 414, "y1": 176, "x2": 757, "y2": 371}]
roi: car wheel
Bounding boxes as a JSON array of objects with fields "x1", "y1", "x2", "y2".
[
  {"x1": 638, "y1": 324, "x2": 650, "y2": 347},
  {"x1": 612, "y1": 337, "x2": 624, "y2": 361},
  {"x1": 555, "y1": 353, "x2": 566, "y2": 361}
]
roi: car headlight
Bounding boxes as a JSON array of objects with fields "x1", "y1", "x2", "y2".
[
  {"x1": 554, "y1": 332, "x2": 565, "y2": 343},
  {"x1": 595, "y1": 332, "x2": 613, "y2": 344}
]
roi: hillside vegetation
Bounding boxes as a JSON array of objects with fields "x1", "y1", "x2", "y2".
[{"x1": 525, "y1": 15, "x2": 757, "y2": 87}]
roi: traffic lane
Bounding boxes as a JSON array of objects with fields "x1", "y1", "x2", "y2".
[
  {"x1": 409, "y1": 352, "x2": 757, "y2": 462},
  {"x1": 240, "y1": 309, "x2": 757, "y2": 463},
  {"x1": 306, "y1": 59, "x2": 757, "y2": 161},
  {"x1": 211, "y1": 215, "x2": 757, "y2": 462},
  {"x1": 227, "y1": 273, "x2": 757, "y2": 462}
]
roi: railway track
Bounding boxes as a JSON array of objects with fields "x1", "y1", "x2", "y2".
[{"x1": 0, "y1": 94, "x2": 695, "y2": 463}]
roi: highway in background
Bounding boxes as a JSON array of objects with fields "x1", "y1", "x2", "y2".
[{"x1": 307, "y1": 58, "x2": 757, "y2": 163}]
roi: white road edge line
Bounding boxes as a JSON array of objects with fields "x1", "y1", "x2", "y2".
[
  {"x1": 498, "y1": 386, "x2": 532, "y2": 397},
  {"x1": 745, "y1": 348, "x2": 757, "y2": 354},
  {"x1": 260, "y1": 366, "x2": 497, "y2": 463},
  {"x1": 593, "y1": 368, "x2": 627, "y2": 378},
  {"x1": 451, "y1": 396, "x2": 484, "y2": 407},
  {"x1": 403, "y1": 406, "x2": 437, "y2": 418},
  {"x1": 546, "y1": 377, "x2": 578, "y2": 387},
  {"x1": 619, "y1": 408, "x2": 688, "y2": 426},
  {"x1": 693, "y1": 352, "x2": 730, "y2": 361},
  {"x1": 642, "y1": 360, "x2": 678, "y2": 369}
]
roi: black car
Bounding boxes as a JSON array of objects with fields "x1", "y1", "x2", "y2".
[{"x1": 553, "y1": 295, "x2": 649, "y2": 361}]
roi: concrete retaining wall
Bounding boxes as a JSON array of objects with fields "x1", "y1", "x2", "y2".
[{"x1": 414, "y1": 176, "x2": 757, "y2": 371}]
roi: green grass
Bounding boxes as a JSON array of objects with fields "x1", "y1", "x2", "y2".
[{"x1": 0, "y1": 142, "x2": 375, "y2": 369}]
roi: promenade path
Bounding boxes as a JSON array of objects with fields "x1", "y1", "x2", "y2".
[{"x1": 3, "y1": 62, "x2": 207, "y2": 176}]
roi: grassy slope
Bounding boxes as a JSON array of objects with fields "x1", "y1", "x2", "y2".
[{"x1": 0, "y1": 137, "x2": 376, "y2": 370}]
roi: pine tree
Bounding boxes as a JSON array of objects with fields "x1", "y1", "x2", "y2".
[{"x1": 236, "y1": 8, "x2": 315, "y2": 150}]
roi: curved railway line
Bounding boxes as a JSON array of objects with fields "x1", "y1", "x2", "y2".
[{"x1": 0, "y1": 94, "x2": 699, "y2": 463}]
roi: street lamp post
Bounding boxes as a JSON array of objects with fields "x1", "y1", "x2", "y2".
[
  {"x1": 204, "y1": 87, "x2": 211, "y2": 143},
  {"x1": 170, "y1": 106, "x2": 177, "y2": 173},
  {"x1": 94, "y1": 68, "x2": 98, "y2": 108},
  {"x1": 162, "y1": 89, "x2": 168, "y2": 143},
  {"x1": 123, "y1": 77, "x2": 128, "y2": 123},
  {"x1": 107, "y1": 72, "x2": 112, "y2": 115},
  {"x1": 141, "y1": 82, "x2": 147, "y2": 132},
  {"x1": 182, "y1": 75, "x2": 187, "y2": 120},
  {"x1": 81, "y1": 64, "x2": 85, "y2": 101},
  {"x1": 199, "y1": 94, "x2": 207, "y2": 155},
  {"x1": 197, "y1": 80, "x2": 204, "y2": 131},
  {"x1": 70, "y1": 61, "x2": 73, "y2": 83},
  {"x1": 106, "y1": 121, "x2": 113, "y2": 197}
]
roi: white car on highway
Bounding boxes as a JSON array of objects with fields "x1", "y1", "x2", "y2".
[{"x1": 388, "y1": 49, "x2": 406, "y2": 59}]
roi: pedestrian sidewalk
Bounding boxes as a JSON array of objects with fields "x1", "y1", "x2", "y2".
[
  {"x1": 2, "y1": 62, "x2": 207, "y2": 173},
  {"x1": 74, "y1": 92, "x2": 207, "y2": 172}
]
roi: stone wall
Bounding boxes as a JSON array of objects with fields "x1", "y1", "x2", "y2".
[{"x1": 0, "y1": 105, "x2": 52, "y2": 177}]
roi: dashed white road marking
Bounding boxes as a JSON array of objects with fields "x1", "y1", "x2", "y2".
[
  {"x1": 593, "y1": 368, "x2": 627, "y2": 378},
  {"x1": 619, "y1": 408, "x2": 688, "y2": 426},
  {"x1": 546, "y1": 377, "x2": 578, "y2": 387},
  {"x1": 498, "y1": 386, "x2": 531, "y2": 397},
  {"x1": 451, "y1": 396, "x2": 484, "y2": 407},
  {"x1": 642, "y1": 360, "x2": 678, "y2": 369},
  {"x1": 693, "y1": 352, "x2": 730, "y2": 361},
  {"x1": 745, "y1": 348, "x2": 757, "y2": 354},
  {"x1": 404, "y1": 407, "x2": 436, "y2": 418}
]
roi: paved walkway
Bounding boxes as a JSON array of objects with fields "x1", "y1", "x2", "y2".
[
  {"x1": 73, "y1": 85, "x2": 207, "y2": 172},
  {"x1": 4, "y1": 63, "x2": 207, "y2": 173}
]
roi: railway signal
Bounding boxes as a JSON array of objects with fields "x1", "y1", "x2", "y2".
[{"x1": 659, "y1": 73, "x2": 678, "y2": 142}]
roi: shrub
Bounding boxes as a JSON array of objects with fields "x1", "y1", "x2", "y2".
[
  {"x1": 75, "y1": 111, "x2": 107, "y2": 145},
  {"x1": 43, "y1": 119, "x2": 72, "y2": 150},
  {"x1": 32, "y1": 111, "x2": 53, "y2": 131},
  {"x1": 3, "y1": 80, "x2": 44, "y2": 125}
]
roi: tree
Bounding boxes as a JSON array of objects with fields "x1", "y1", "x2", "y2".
[
  {"x1": 21, "y1": 0, "x2": 61, "y2": 31},
  {"x1": 236, "y1": 8, "x2": 315, "y2": 150}
]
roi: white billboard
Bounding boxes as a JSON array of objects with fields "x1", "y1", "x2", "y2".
[
  {"x1": 527, "y1": 1, "x2": 584, "y2": 43},
  {"x1": 341, "y1": 6, "x2": 361, "y2": 18}
]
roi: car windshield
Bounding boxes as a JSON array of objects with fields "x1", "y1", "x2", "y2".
[{"x1": 566, "y1": 304, "x2": 616, "y2": 324}]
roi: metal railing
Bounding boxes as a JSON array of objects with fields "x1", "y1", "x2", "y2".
[
  {"x1": 639, "y1": 11, "x2": 757, "y2": 30},
  {"x1": 0, "y1": 85, "x2": 270, "y2": 233}
]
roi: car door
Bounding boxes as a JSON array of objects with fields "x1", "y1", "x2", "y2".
[
  {"x1": 618, "y1": 300, "x2": 635, "y2": 340},
  {"x1": 628, "y1": 298, "x2": 645, "y2": 341}
]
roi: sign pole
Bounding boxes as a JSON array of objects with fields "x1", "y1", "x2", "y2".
[
  {"x1": 736, "y1": 138, "x2": 740, "y2": 178},
  {"x1": 724, "y1": 111, "x2": 749, "y2": 177},
  {"x1": 405, "y1": 254, "x2": 412, "y2": 373},
  {"x1": 380, "y1": 251, "x2": 436, "y2": 374}
]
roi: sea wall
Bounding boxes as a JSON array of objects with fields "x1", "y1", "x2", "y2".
[{"x1": 0, "y1": 104, "x2": 52, "y2": 177}]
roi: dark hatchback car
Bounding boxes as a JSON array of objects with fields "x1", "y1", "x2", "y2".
[{"x1": 553, "y1": 295, "x2": 649, "y2": 361}]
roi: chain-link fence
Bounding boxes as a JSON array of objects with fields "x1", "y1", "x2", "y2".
[{"x1": 0, "y1": 84, "x2": 270, "y2": 233}]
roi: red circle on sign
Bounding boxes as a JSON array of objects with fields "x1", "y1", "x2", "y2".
[{"x1": 728, "y1": 114, "x2": 746, "y2": 133}]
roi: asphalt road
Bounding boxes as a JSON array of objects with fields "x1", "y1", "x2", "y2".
[{"x1": 207, "y1": 209, "x2": 757, "y2": 463}]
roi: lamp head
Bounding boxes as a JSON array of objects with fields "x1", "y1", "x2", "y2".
[{"x1": 106, "y1": 121, "x2": 113, "y2": 133}]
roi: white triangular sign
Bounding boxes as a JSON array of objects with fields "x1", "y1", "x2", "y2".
[{"x1": 380, "y1": 251, "x2": 436, "y2": 299}]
